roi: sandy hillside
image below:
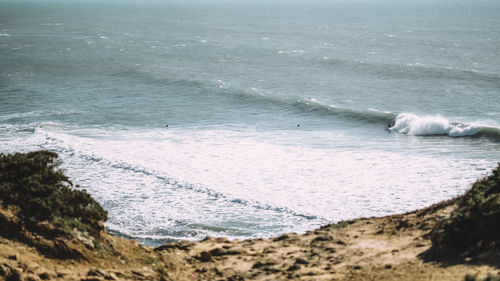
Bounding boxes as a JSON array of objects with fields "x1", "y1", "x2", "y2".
[{"x1": 2, "y1": 197, "x2": 499, "y2": 281}]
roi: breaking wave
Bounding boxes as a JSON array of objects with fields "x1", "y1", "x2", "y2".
[{"x1": 389, "y1": 113, "x2": 500, "y2": 140}]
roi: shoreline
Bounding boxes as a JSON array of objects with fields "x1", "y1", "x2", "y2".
[
  {"x1": 1, "y1": 193, "x2": 499, "y2": 280},
  {"x1": 1, "y1": 151, "x2": 499, "y2": 280}
]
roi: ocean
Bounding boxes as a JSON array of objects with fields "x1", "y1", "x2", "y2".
[{"x1": 1, "y1": 0, "x2": 499, "y2": 246}]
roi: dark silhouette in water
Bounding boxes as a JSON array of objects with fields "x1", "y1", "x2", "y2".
[{"x1": 386, "y1": 120, "x2": 395, "y2": 131}]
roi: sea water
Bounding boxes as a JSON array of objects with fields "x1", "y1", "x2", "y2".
[{"x1": 1, "y1": 0, "x2": 499, "y2": 245}]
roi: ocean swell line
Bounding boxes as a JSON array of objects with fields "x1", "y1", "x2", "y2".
[
  {"x1": 294, "y1": 98, "x2": 396, "y2": 123},
  {"x1": 322, "y1": 57, "x2": 500, "y2": 85}
]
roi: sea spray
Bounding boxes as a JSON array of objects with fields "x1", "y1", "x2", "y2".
[{"x1": 390, "y1": 113, "x2": 498, "y2": 139}]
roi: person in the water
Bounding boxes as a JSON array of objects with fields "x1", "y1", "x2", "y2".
[{"x1": 386, "y1": 120, "x2": 394, "y2": 130}]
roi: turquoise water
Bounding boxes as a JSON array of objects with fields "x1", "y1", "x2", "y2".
[{"x1": 1, "y1": 0, "x2": 499, "y2": 245}]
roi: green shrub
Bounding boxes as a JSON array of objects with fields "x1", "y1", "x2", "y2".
[
  {"x1": 0, "y1": 150, "x2": 107, "y2": 236},
  {"x1": 431, "y1": 164, "x2": 500, "y2": 252}
]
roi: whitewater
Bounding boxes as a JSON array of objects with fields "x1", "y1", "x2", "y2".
[{"x1": 1, "y1": 0, "x2": 499, "y2": 245}]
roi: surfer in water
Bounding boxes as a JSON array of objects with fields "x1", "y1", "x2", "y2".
[
  {"x1": 386, "y1": 120, "x2": 395, "y2": 131},
  {"x1": 164, "y1": 124, "x2": 168, "y2": 129}
]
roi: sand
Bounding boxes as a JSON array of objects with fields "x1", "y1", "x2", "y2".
[{"x1": 1, "y1": 197, "x2": 499, "y2": 281}]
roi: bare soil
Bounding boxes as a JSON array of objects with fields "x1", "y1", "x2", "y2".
[{"x1": 1, "y1": 198, "x2": 499, "y2": 281}]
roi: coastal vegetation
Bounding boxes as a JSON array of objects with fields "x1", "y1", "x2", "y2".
[
  {"x1": 431, "y1": 164, "x2": 500, "y2": 254},
  {"x1": 0, "y1": 150, "x2": 499, "y2": 280},
  {"x1": 0, "y1": 150, "x2": 107, "y2": 237}
]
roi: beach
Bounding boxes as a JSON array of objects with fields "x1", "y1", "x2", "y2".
[
  {"x1": 1, "y1": 151, "x2": 499, "y2": 280},
  {"x1": 2, "y1": 189, "x2": 500, "y2": 281}
]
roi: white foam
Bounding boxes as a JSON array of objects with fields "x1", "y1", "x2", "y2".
[
  {"x1": 277, "y1": 50, "x2": 306, "y2": 55},
  {"x1": 390, "y1": 113, "x2": 482, "y2": 137},
  {"x1": 448, "y1": 123, "x2": 481, "y2": 137},
  {"x1": 2, "y1": 124, "x2": 496, "y2": 244},
  {"x1": 302, "y1": 97, "x2": 319, "y2": 104}
]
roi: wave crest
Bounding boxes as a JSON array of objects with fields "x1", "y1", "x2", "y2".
[
  {"x1": 294, "y1": 98, "x2": 396, "y2": 123},
  {"x1": 390, "y1": 113, "x2": 500, "y2": 139}
]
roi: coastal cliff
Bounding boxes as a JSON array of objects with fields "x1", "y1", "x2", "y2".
[{"x1": 1, "y1": 151, "x2": 499, "y2": 281}]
